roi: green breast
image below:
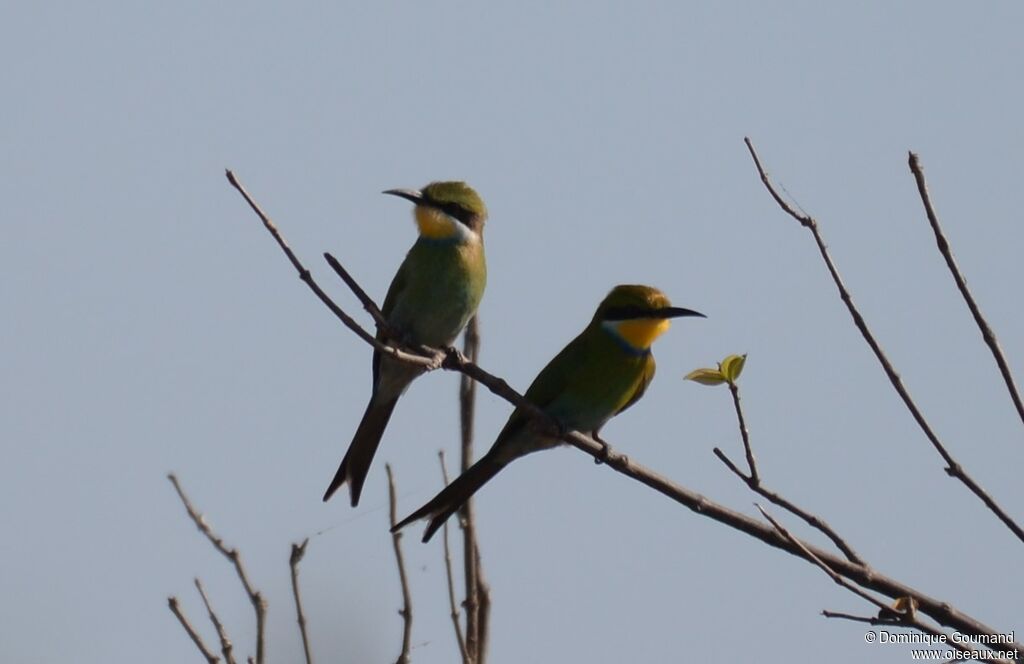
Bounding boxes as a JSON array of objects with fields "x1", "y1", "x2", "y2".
[{"x1": 386, "y1": 237, "x2": 486, "y2": 348}]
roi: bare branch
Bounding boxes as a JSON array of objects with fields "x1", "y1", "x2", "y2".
[
  {"x1": 757, "y1": 505, "x2": 890, "y2": 614},
  {"x1": 231, "y1": 171, "x2": 1023, "y2": 653},
  {"x1": 167, "y1": 473, "x2": 267, "y2": 664},
  {"x1": 474, "y1": 542, "x2": 491, "y2": 664},
  {"x1": 728, "y1": 382, "x2": 759, "y2": 484},
  {"x1": 714, "y1": 446, "x2": 863, "y2": 565},
  {"x1": 743, "y1": 139, "x2": 1024, "y2": 546},
  {"x1": 439, "y1": 456, "x2": 470, "y2": 662},
  {"x1": 821, "y1": 612, "x2": 1001, "y2": 663},
  {"x1": 712, "y1": 379, "x2": 863, "y2": 564},
  {"x1": 757, "y1": 507, "x2": 999, "y2": 662},
  {"x1": 439, "y1": 451, "x2": 471, "y2": 664},
  {"x1": 195, "y1": 579, "x2": 237, "y2": 664},
  {"x1": 386, "y1": 465, "x2": 413, "y2": 664},
  {"x1": 458, "y1": 316, "x2": 483, "y2": 663},
  {"x1": 289, "y1": 539, "x2": 313, "y2": 664},
  {"x1": 168, "y1": 596, "x2": 220, "y2": 664},
  {"x1": 224, "y1": 170, "x2": 437, "y2": 370},
  {"x1": 908, "y1": 152, "x2": 1024, "y2": 432},
  {"x1": 322, "y1": 252, "x2": 389, "y2": 332}
]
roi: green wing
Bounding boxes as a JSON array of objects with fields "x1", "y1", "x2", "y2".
[
  {"x1": 371, "y1": 258, "x2": 411, "y2": 388},
  {"x1": 614, "y1": 355, "x2": 656, "y2": 417},
  {"x1": 491, "y1": 331, "x2": 590, "y2": 444}
]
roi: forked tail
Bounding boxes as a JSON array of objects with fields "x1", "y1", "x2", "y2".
[
  {"x1": 392, "y1": 452, "x2": 506, "y2": 542},
  {"x1": 322, "y1": 395, "x2": 399, "y2": 505}
]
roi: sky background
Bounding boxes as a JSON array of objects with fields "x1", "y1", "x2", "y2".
[{"x1": 3, "y1": 2, "x2": 1022, "y2": 662}]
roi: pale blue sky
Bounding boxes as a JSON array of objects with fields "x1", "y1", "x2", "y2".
[{"x1": 2, "y1": 2, "x2": 1022, "y2": 662}]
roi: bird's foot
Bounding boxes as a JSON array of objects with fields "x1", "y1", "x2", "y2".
[
  {"x1": 593, "y1": 433, "x2": 612, "y2": 465},
  {"x1": 440, "y1": 345, "x2": 463, "y2": 369}
]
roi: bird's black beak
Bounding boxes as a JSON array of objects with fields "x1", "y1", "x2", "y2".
[
  {"x1": 382, "y1": 188, "x2": 423, "y2": 205},
  {"x1": 655, "y1": 306, "x2": 706, "y2": 320}
]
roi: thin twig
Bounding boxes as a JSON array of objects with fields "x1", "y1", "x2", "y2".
[
  {"x1": 743, "y1": 139, "x2": 1024, "y2": 545},
  {"x1": 167, "y1": 474, "x2": 267, "y2": 664},
  {"x1": 195, "y1": 579, "x2": 237, "y2": 664},
  {"x1": 474, "y1": 542, "x2": 491, "y2": 664},
  {"x1": 714, "y1": 378, "x2": 863, "y2": 563},
  {"x1": 756, "y1": 505, "x2": 891, "y2": 614},
  {"x1": 458, "y1": 316, "x2": 482, "y2": 663},
  {"x1": 822, "y1": 612, "x2": 1002, "y2": 663},
  {"x1": 224, "y1": 170, "x2": 438, "y2": 371},
  {"x1": 822, "y1": 609, "x2": 887, "y2": 625},
  {"x1": 168, "y1": 596, "x2": 221, "y2": 664},
  {"x1": 728, "y1": 382, "x2": 759, "y2": 484},
  {"x1": 322, "y1": 252, "x2": 389, "y2": 332},
  {"x1": 714, "y1": 447, "x2": 864, "y2": 565},
  {"x1": 386, "y1": 465, "x2": 413, "y2": 664},
  {"x1": 289, "y1": 539, "x2": 313, "y2": 664},
  {"x1": 439, "y1": 451, "x2": 471, "y2": 664},
  {"x1": 231, "y1": 170, "x2": 1023, "y2": 652},
  {"x1": 908, "y1": 152, "x2": 1024, "y2": 433},
  {"x1": 756, "y1": 507, "x2": 996, "y2": 662}
]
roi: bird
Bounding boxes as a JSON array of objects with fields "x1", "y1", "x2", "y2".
[
  {"x1": 392, "y1": 284, "x2": 704, "y2": 541},
  {"x1": 323, "y1": 181, "x2": 488, "y2": 506}
]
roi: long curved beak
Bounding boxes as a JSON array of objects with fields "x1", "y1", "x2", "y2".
[
  {"x1": 655, "y1": 306, "x2": 706, "y2": 319},
  {"x1": 382, "y1": 188, "x2": 423, "y2": 205}
]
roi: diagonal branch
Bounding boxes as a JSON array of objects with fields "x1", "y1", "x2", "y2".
[
  {"x1": 715, "y1": 447, "x2": 863, "y2": 565},
  {"x1": 908, "y1": 152, "x2": 1024, "y2": 433},
  {"x1": 289, "y1": 539, "x2": 314, "y2": 664},
  {"x1": 758, "y1": 507, "x2": 999, "y2": 663},
  {"x1": 386, "y1": 465, "x2": 413, "y2": 664},
  {"x1": 168, "y1": 473, "x2": 267, "y2": 664},
  {"x1": 169, "y1": 596, "x2": 221, "y2": 664},
  {"x1": 229, "y1": 169, "x2": 1022, "y2": 653},
  {"x1": 195, "y1": 578, "x2": 237, "y2": 664},
  {"x1": 714, "y1": 379, "x2": 863, "y2": 564},
  {"x1": 743, "y1": 139, "x2": 1024, "y2": 546},
  {"x1": 224, "y1": 170, "x2": 438, "y2": 370}
]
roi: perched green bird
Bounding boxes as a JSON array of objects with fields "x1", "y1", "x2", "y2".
[
  {"x1": 393, "y1": 284, "x2": 704, "y2": 541},
  {"x1": 323, "y1": 181, "x2": 488, "y2": 505}
]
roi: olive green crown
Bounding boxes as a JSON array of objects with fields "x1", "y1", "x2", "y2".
[{"x1": 421, "y1": 181, "x2": 488, "y2": 220}]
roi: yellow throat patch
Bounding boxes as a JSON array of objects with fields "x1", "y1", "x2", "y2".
[
  {"x1": 415, "y1": 206, "x2": 459, "y2": 240},
  {"x1": 610, "y1": 318, "x2": 672, "y2": 351}
]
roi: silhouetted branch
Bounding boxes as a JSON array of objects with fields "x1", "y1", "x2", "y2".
[
  {"x1": 714, "y1": 446, "x2": 863, "y2": 565},
  {"x1": 169, "y1": 596, "x2": 221, "y2": 664},
  {"x1": 229, "y1": 169, "x2": 1023, "y2": 653},
  {"x1": 458, "y1": 316, "x2": 484, "y2": 663},
  {"x1": 439, "y1": 451, "x2": 471, "y2": 664},
  {"x1": 386, "y1": 465, "x2": 413, "y2": 664},
  {"x1": 224, "y1": 170, "x2": 438, "y2": 371},
  {"x1": 168, "y1": 473, "x2": 267, "y2": 664},
  {"x1": 195, "y1": 578, "x2": 237, "y2": 664},
  {"x1": 474, "y1": 541, "x2": 491, "y2": 664},
  {"x1": 908, "y1": 152, "x2": 1024, "y2": 433},
  {"x1": 743, "y1": 139, "x2": 1024, "y2": 546},
  {"x1": 712, "y1": 380, "x2": 863, "y2": 564},
  {"x1": 289, "y1": 539, "x2": 313, "y2": 664},
  {"x1": 728, "y1": 382, "x2": 759, "y2": 484},
  {"x1": 757, "y1": 506, "x2": 996, "y2": 661},
  {"x1": 757, "y1": 505, "x2": 889, "y2": 613}
]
